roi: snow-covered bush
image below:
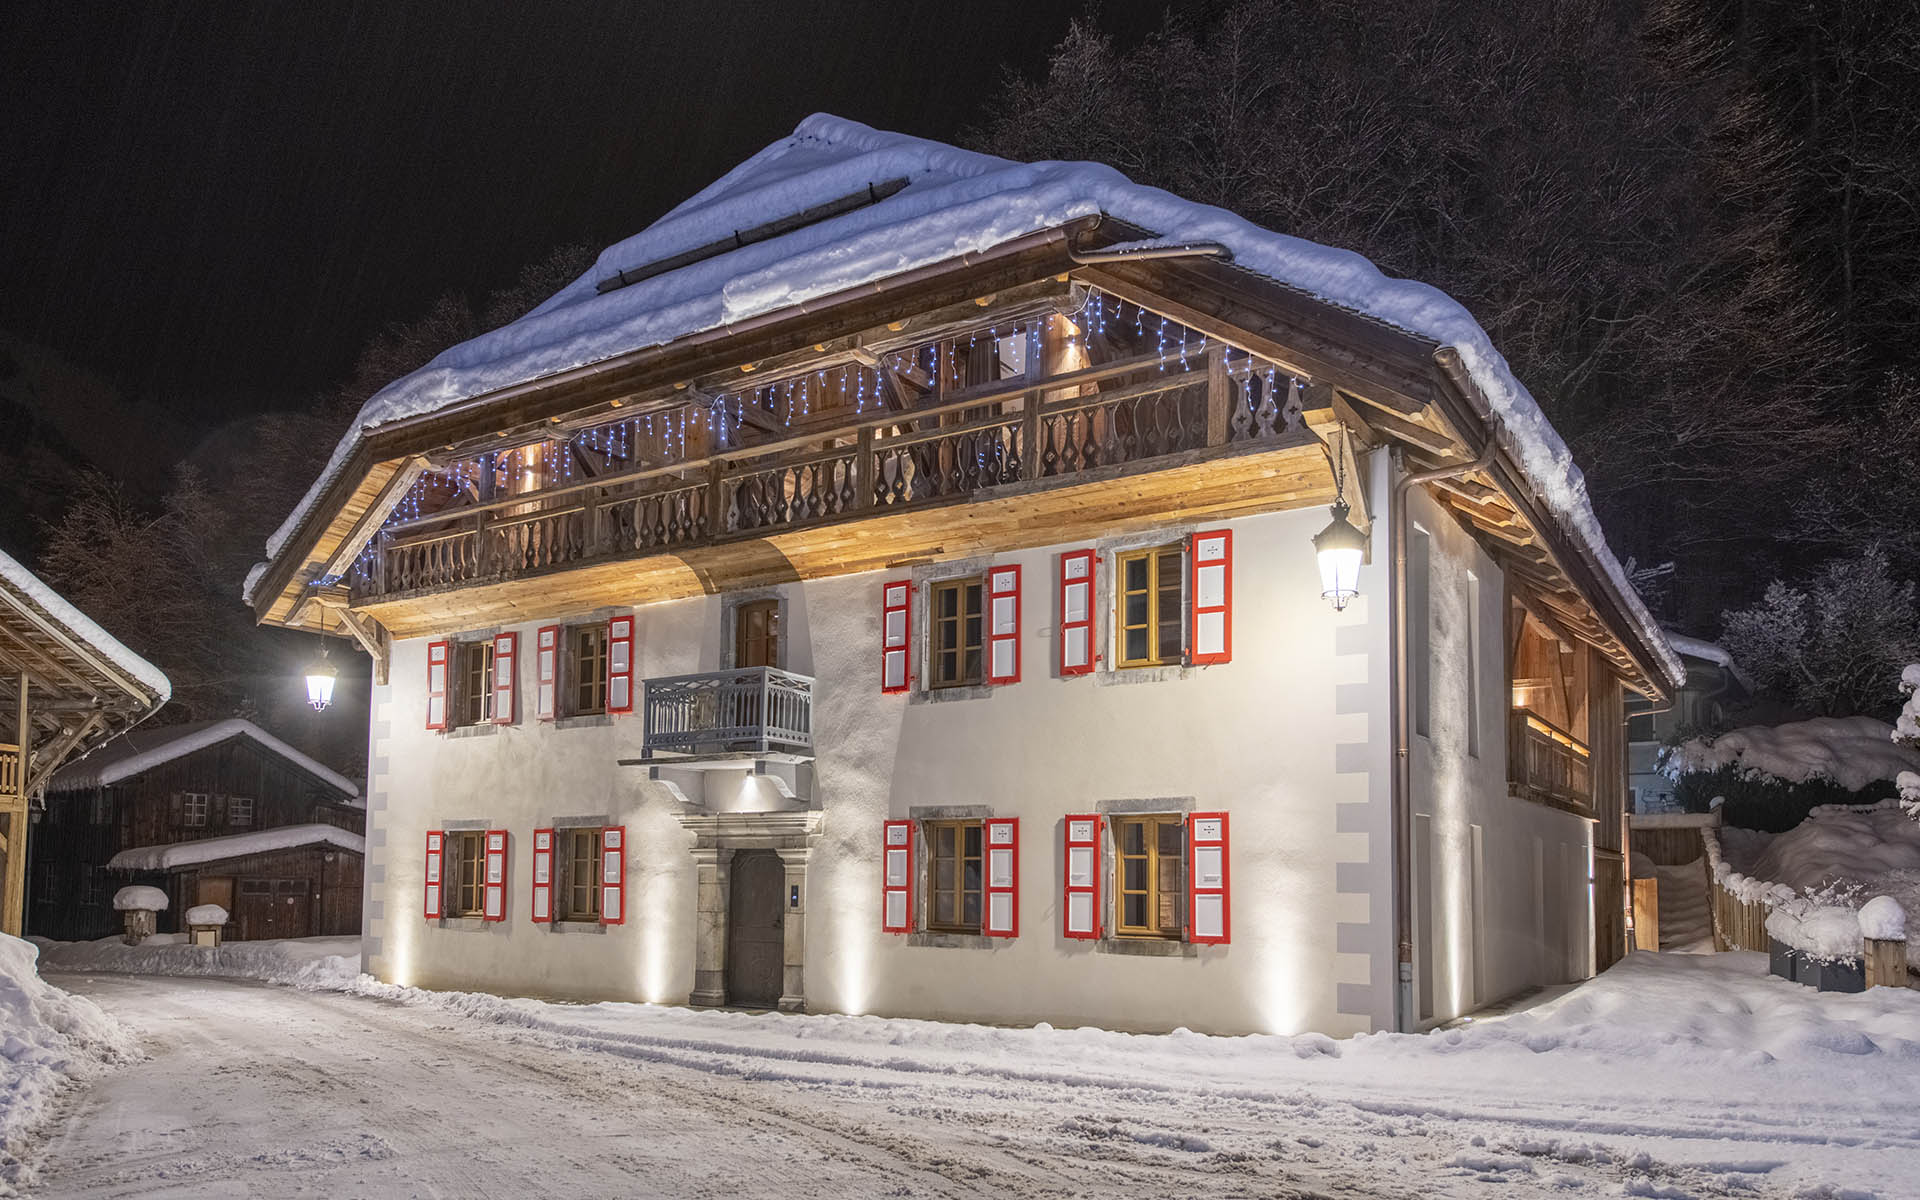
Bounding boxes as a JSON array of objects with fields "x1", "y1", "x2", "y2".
[
  {"x1": 1664, "y1": 715, "x2": 1920, "y2": 831},
  {"x1": 1720, "y1": 550, "x2": 1920, "y2": 719},
  {"x1": 1892, "y1": 664, "x2": 1918, "y2": 819}
]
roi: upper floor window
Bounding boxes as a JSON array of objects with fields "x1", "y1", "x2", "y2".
[
  {"x1": 179, "y1": 792, "x2": 210, "y2": 829},
  {"x1": 568, "y1": 624, "x2": 608, "y2": 716},
  {"x1": 929, "y1": 578, "x2": 984, "y2": 688},
  {"x1": 926, "y1": 819, "x2": 983, "y2": 933},
  {"x1": 456, "y1": 640, "x2": 494, "y2": 727},
  {"x1": 1115, "y1": 545, "x2": 1183, "y2": 668},
  {"x1": 1114, "y1": 815, "x2": 1185, "y2": 939},
  {"x1": 228, "y1": 797, "x2": 255, "y2": 827},
  {"x1": 735, "y1": 599, "x2": 781, "y2": 669}
]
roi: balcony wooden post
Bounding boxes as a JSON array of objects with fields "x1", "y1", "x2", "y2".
[
  {"x1": 706, "y1": 461, "x2": 727, "y2": 537},
  {"x1": 1020, "y1": 389, "x2": 1042, "y2": 481},
  {"x1": 471, "y1": 511, "x2": 491, "y2": 582},
  {"x1": 854, "y1": 426, "x2": 876, "y2": 509},
  {"x1": 1205, "y1": 342, "x2": 1230, "y2": 446}
]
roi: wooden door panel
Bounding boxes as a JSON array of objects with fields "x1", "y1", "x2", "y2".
[{"x1": 726, "y1": 851, "x2": 784, "y2": 1007}]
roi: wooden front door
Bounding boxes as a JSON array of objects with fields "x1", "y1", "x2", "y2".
[
  {"x1": 235, "y1": 878, "x2": 311, "y2": 941},
  {"x1": 726, "y1": 851, "x2": 784, "y2": 1007},
  {"x1": 197, "y1": 876, "x2": 234, "y2": 915}
]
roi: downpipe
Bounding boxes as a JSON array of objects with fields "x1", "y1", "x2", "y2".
[{"x1": 1389, "y1": 429, "x2": 1499, "y2": 1033}]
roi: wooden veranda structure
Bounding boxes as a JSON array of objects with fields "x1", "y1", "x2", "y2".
[{"x1": 0, "y1": 554, "x2": 169, "y2": 935}]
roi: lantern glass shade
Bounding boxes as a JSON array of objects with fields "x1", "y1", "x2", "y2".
[
  {"x1": 1313, "y1": 500, "x2": 1367, "y2": 611},
  {"x1": 305, "y1": 656, "x2": 337, "y2": 712}
]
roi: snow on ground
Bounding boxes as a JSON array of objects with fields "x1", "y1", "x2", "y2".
[
  {"x1": 33, "y1": 935, "x2": 359, "y2": 992},
  {"x1": 22, "y1": 942, "x2": 1920, "y2": 1197},
  {"x1": 0, "y1": 935, "x2": 132, "y2": 1195},
  {"x1": 1670, "y1": 717, "x2": 1920, "y2": 792},
  {"x1": 1651, "y1": 858, "x2": 1715, "y2": 951}
]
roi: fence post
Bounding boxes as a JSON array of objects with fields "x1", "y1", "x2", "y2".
[{"x1": 1866, "y1": 938, "x2": 1908, "y2": 988}]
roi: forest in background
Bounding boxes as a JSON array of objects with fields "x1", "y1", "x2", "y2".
[{"x1": 19, "y1": 0, "x2": 1920, "y2": 769}]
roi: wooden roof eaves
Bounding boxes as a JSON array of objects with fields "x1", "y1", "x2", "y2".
[
  {"x1": 0, "y1": 578, "x2": 161, "y2": 709},
  {"x1": 252, "y1": 219, "x2": 1101, "y2": 628}
]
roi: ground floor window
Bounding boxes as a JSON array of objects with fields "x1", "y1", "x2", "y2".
[
  {"x1": 452, "y1": 830, "x2": 487, "y2": 916},
  {"x1": 1114, "y1": 815, "x2": 1185, "y2": 938},
  {"x1": 562, "y1": 828, "x2": 602, "y2": 921},
  {"x1": 926, "y1": 819, "x2": 983, "y2": 932}
]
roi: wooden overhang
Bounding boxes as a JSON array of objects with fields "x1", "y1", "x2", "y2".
[
  {"x1": 257, "y1": 216, "x2": 1671, "y2": 702},
  {"x1": 0, "y1": 575, "x2": 166, "y2": 751}
]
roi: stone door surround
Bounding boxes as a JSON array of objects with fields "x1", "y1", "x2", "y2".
[{"x1": 675, "y1": 809, "x2": 821, "y2": 1012}]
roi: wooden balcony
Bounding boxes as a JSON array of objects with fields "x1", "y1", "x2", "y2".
[
  {"x1": 1508, "y1": 710, "x2": 1592, "y2": 812},
  {"x1": 641, "y1": 667, "x2": 814, "y2": 759},
  {"x1": 0, "y1": 743, "x2": 19, "y2": 804},
  {"x1": 345, "y1": 345, "x2": 1322, "y2": 633}
]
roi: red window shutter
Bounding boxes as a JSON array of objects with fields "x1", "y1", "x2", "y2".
[
  {"x1": 881, "y1": 820, "x2": 913, "y2": 932},
  {"x1": 880, "y1": 581, "x2": 911, "y2": 693},
  {"x1": 1058, "y1": 550, "x2": 1096, "y2": 676},
  {"x1": 531, "y1": 828, "x2": 554, "y2": 923},
  {"x1": 482, "y1": 829, "x2": 509, "y2": 921},
  {"x1": 1189, "y1": 529, "x2": 1233, "y2": 665},
  {"x1": 535, "y1": 626, "x2": 560, "y2": 721},
  {"x1": 983, "y1": 817, "x2": 1019, "y2": 937},
  {"x1": 491, "y1": 632, "x2": 518, "y2": 726},
  {"x1": 1063, "y1": 814, "x2": 1103, "y2": 939},
  {"x1": 599, "y1": 826, "x2": 626, "y2": 924},
  {"x1": 425, "y1": 641, "x2": 449, "y2": 730},
  {"x1": 423, "y1": 830, "x2": 444, "y2": 919},
  {"x1": 985, "y1": 565, "x2": 1022, "y2": 684},
  {"x1": 607, "y1": 617, "x2": 635, "y2": 714},
  {"x1": 1187, "y1": 812, "x2": 1230, "y2": 944}
]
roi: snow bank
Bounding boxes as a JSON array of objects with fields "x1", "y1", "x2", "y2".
[
  {"x1": 0, "y1": 549, "x2": 169, "y2": 702},
  {"x1": 1669, "y1": 716, "x2": 1920, "y2": 792},
  {"x1": 255, "y1": 116, "x2": 1679, "y2": 689},
  {"x1": 35, "y1": 936, "x2": 360, "y2": 992},
  {"x1": 0, "y1": 935, "x2": 133, "y2": 1192},
  {"x1": 107, "y1": 823, "x2": 363, "y2": 872},
  {"x1": 110, "y1": 886, "x2": 167, "y2": 913},
  {"x1": 183, "y1": 904, "x2": 228, "y2": 926},
  {"x1": 1716, "y1": 801, "x2": 1920, "y2": 965}
]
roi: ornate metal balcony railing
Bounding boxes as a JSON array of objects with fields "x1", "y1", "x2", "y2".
[
  {"x1": 641, "y1": 667, "x2": 814, "y2": 757},
  {"x1": 1508, "y1": 710, "x2": 1592, "y2": 810},
  {"x1": 348, "y1": 344, "x2": 1308, "y2": 602}
]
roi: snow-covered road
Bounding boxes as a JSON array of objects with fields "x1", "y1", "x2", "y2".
[{"x1": 29, "y1": 956, "x2": 1920, "y2": 1199}]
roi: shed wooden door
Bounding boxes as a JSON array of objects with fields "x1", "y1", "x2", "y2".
[
  {"x1": 197, "y1": 876, "x2": 234, "y2": 914},
  {"x1": 236, "y1": 878, "x2": 311, "y2": 941},
  {"x1": 726, "y1": 851, "x2": 784, "y2": 1007}
]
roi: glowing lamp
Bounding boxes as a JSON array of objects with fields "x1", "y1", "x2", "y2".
[
  {"x1": 1313, "y1": 498, "x2": 1366, "y2": 611},
  {"x1": 305, "y1": 642, "x2": 337, "y2": 712}
]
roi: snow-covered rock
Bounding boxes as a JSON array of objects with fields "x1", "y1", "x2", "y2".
[
  {"x1": 1858, "y1": 895, "x2": 1906, "y2": 942},
  {"x1": 184, "y1": 904, "x2": 229, "y2": 927},
  {"x1": 111, "y1": 885, "x2": 168, "y2": 913},
  {"x1": 1668, "y1": 716, "x2": 1920, "y2": 792}
]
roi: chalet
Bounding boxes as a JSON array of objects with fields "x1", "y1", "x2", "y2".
[
  {"x1": 0, "y1": 549, "x2": 170, "y2": 937},
  {"x1": 245, "y1": 116, "x2": 1680, "y2": 1036},
  {"x1": 37, "y1": 718, "x2": 363, "y2": 941}
]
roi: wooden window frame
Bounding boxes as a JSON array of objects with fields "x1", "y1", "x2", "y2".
[
  {"x1": 733, "y1": 598, "x2": 782, "y2": 669},
  {"x1": 924, "y1": 819, "x2": 984, "y2": 934},
  {"x1": 566, "y1": 623, "x2": 609, "y2": 717},
  {"x1": 1113, "y1": 545, "x2": 1185, "y2": 669},
  {"x1": 180, "y1": 792, "x2": 209, "y2": 829},
  {"x1": 227, "y1": 796, "x2": 254, "y2": 828},
  {"x1": 1113, "y1": 814, "x2": 1186, "y2": 939},
  {"x1": 452, "y1": 830, "x2": 487, "y2": 917},
  {"x1": 928, "y1": 577, "x2": 985, "y2": 689},
  {"x1": 560, "y1": 827, "x2": 603, "y2": 922},
  {"x1": 455, "y1": 640, "x2": 495, "y2": 728}
]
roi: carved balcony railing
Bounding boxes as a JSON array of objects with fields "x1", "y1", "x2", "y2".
[
  {"x1": 0, "y1": 743, "x2": 19, "y2": 801},
  {"x1": 349, "y1": 345, "x2": 1308, "y2": 601},
  {"x1": 641, "y1": 667, "x2": 814, "y2": 758},
  {"x1": 1508, "y1": 710, "x2": 1592, "y2": 810}
]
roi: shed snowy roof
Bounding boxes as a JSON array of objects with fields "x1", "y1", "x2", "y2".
[
  {"x1": 47, "y1": 718, "x2": 358, "y2": 798},
  {"x1": 256, "y1": 113, "x2": 1679, "y2": 688},
  {"x1": 0, "y1": 548, "x2": 170, "y2": 702},
  {"x1": 108, "y1": 823, "x2": 364, "y2": 872}
]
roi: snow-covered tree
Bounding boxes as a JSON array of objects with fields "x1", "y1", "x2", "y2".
[{"x1": 1719, "y1": 549, "x2": 1920, "y2": 718}]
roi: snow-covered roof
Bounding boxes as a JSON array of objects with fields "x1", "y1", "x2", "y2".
[
  {"x1": 1669, "y1": 716, "x2": 1920, "y2": 793},
  {"x1": 255, "y1": 114, "x2": 1680, "y2": 689},
  {"x1": 48, "y1": 718, "x2": 358, "y2": 798},
  {"x1": 108, "y1": 823, "x2": 365, "y2": 872},
  {"x1": 0, "y1": 547, "x2": 170, "y2": 702}
]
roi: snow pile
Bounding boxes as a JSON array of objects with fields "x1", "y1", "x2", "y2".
[
  {"x1": 35, "y1": 935, "x2": 359, "y2": 992},
  {"x1": 253, "y1": 116, "x2": 1680, "y2": 690},
  {"x1": 110, "y1": 886, "x2": 167, "y2": 913},
  {"x1": 0, "y1": 549, "x2": 169, "y2": 702},
  {"x1": 1735, "y1": 800, "x2": 1920, "y2": 889},
  {"x1": 0, "y1": 934, "x2": 133, "y2": 1191},
  {"x1": 1859, "y1": 895, "x2": 1906, "y2": 942},
  {"x1": 1700, "y1": 823, "x2": 1794, "y2": 906},
  {"x1": 107, "y1": 823, "x2": 363, "y2": 871},
  {"x1": 1765, "y1": 898, "x2": 1864, "y2": 961},
  {"x1": 183, "y1": 905, "x2": 228, "y2": 926},
  {"x1": 1667, "y1": 715, "x2": 1920, "y2": 791}
]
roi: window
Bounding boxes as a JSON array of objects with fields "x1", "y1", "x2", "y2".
[
  {"x1": 1115, "y1": 546, "x2": 1183, "y2": 668},
  {"x1": 457, "y1": 641, "x2": 494, "y2": 727},
  {"x1": 228, "y1": 797, "x2": 254, "y2": 827},
  {"x1": 562, "y1": 828, "x2": 602, "y2": 921},
  {"x1": 1114, "y1": 815, "x2": 1185, "y2": 938},
  {"x1": 180, "y1": 793, "x2": 209, "y2": 828},
  {"x1": 451, "y1": 831, "x2": 487, "y2": 917},
  {"x1": 929, "y1": 578, "x2": 984, "y2": 688},
  {"x1": 926, "y1": 820, "x2": 983, "y2": 932},
  {"x1": 568, "y1": 624, "x2": 608, "y2": 716},
  {"x1": 735, "y1": 599, "x2": 781, "y2": 669}
]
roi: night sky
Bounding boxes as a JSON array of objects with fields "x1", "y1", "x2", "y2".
[{"x1": 2, "y1": 1, "x2": 1166, "y2": 425}]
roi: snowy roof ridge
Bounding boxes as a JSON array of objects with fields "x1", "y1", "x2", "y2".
[
  {"x1": 48, "y1": 717, "x2": 358, "y2": 798},
  {"x1": 255, "y1": 114, "x2": 1680, "y2": 690},
  {"x1": 107, "y1": 822, "x2": 365, "y2": 872},
  {"x1": 0, "y1": 548, "x2": 170, "y2": 701}
]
